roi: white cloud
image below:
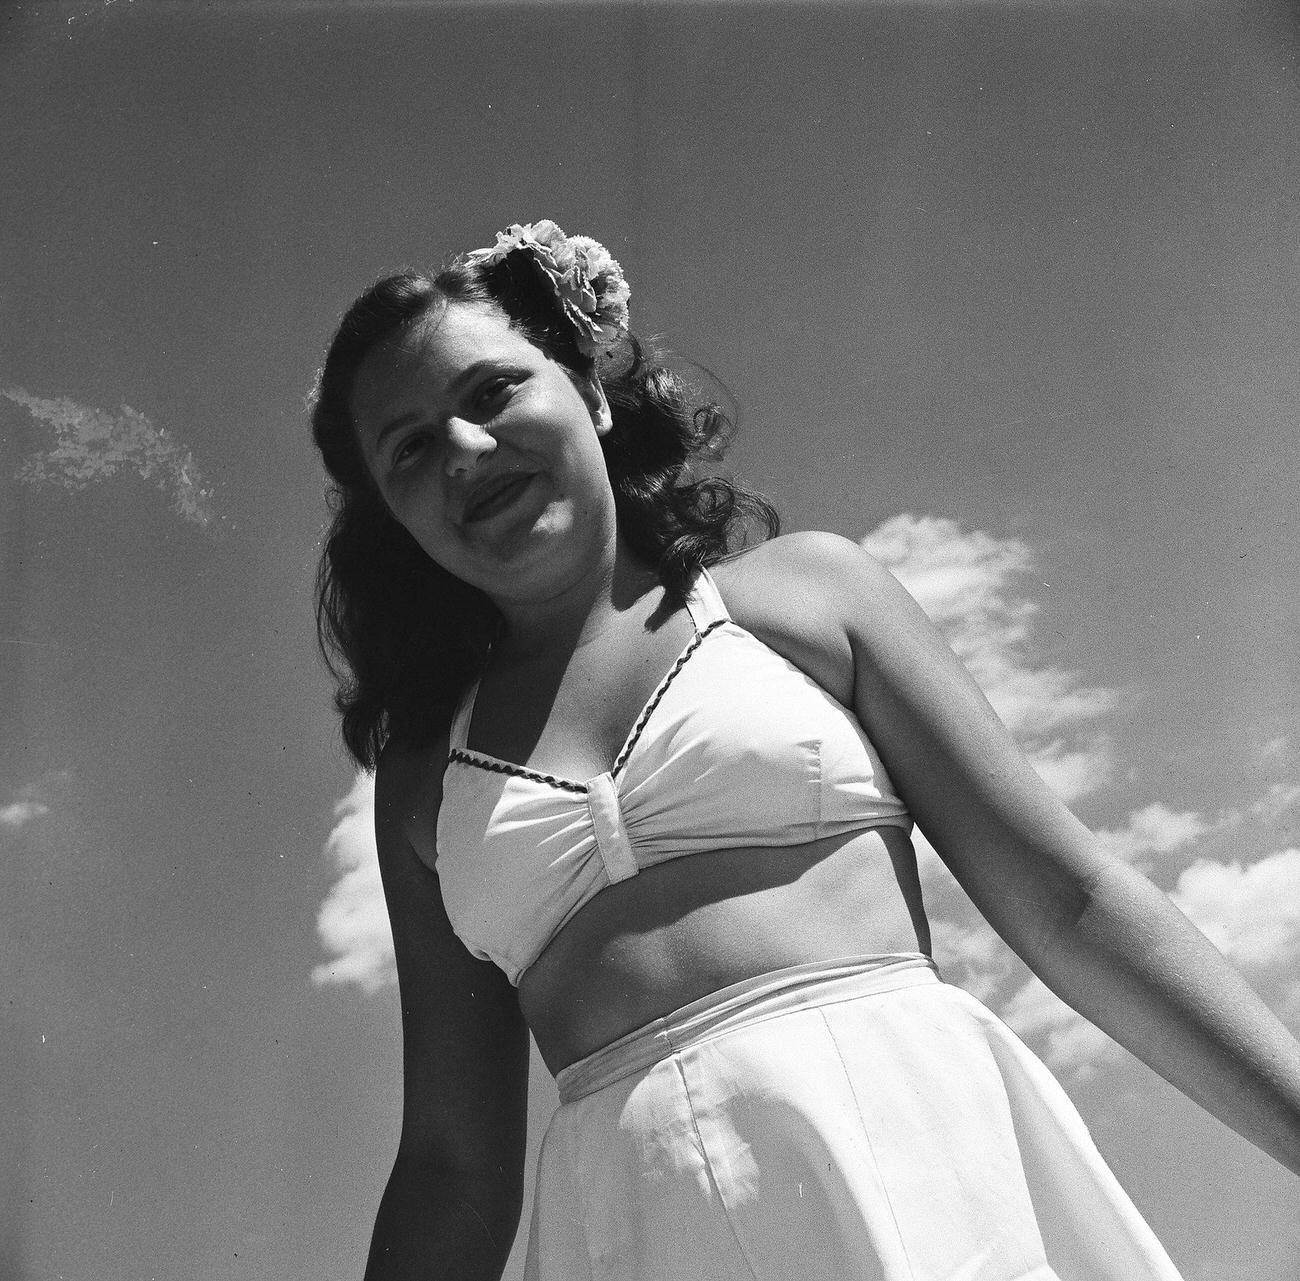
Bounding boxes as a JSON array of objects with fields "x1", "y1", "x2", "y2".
[
  {"x1": 999, "y1": 976, "x2": 1122, "y2": 1082},
  {"x1": 1092, "y1": 788, "x2": 1297, "y2": 875},
  {"x1": 311, "y1": 772, "x2": 394, "y2": 994},
  {"x1": 0, "y1": 773, "x2": 69, "y2": 831},
  {"x1": 1094, "y1": 802, "x2": 1211, "y2": 867},
  {"x1": 1245, "y1": 780, "x2": 1300, "y2": 828},
  {"x1": 862, "y1": 514, "x2": 1115, "y2": 803},
  {"x1": 926, "y1": 915, "x2": 1015, "y2": 1004},
  {"x1": 1256, "y1": 736, "x2": 1294, "y2": 771},
  {"x1": 1172, "y1": 849, "x2": 1300, "y2": 974},
  {"x1": 0, "y1": 800, "x2": 49, "y2": 829},
  {"x1": 861, "y1": 514, "x2": 1300, "y2": 1074},
  {"x1": 4, "y1": 386, "x2": 217, "y2": 528}
]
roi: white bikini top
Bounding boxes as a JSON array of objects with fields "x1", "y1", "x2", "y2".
[{"x1": 429, "y1": 568, "x2": 912, "y2": 984}]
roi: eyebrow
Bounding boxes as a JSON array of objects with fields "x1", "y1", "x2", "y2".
[{"x1": 369, "y1": 360, "x2": 505, "y2": 455}]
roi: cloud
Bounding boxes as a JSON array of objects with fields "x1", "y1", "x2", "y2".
[
  {"x1": 4, "y1": 386, "x2": 217, "y2": 528},
  {"x1": 1093, "y1": 786, "x2": 1298, "y2": 875},
  {"x1": 310, "y1": 772, "x2": 394, "y2": 994},
  {"x1": 1256, "y1": 736, "x2": 1294, "y2": 771},
  {"x1": 998, "y1": 976, "x2": 1123, "y2": 1082},
  {"x1": 1245, "y1": 779, "x2": 1300, "y2": 829},
  {"x1": 1172, "y1": 849, "x2": 1300, "y2": 976},
  {"x1": 862, "y1": 514, "x2": 1116, "y2": 803},
  {"x1": 925, "y1": 915, "x2": 1016, "y2": 1004},
  {"x1": 863, "y1": 515, "x2": 1300, "y2": 1077},
  {"x1": 1094, "y1": 802, "x2": 1211, "y2": 868},
  {"x1": 0, "y1": 772, "x2": 71, "y2": 832},
  {"x1": 0, "y1": 800, "x2": 49, "y2": 830}
]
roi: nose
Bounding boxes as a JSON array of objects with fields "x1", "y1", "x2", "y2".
[{"x1": 443, "y1": 416, "x2": 496, "y2": 477}]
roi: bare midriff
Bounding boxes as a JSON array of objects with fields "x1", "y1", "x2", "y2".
[{"x1": 518, "y1": 825, "x2": 930, "y2": 1074}]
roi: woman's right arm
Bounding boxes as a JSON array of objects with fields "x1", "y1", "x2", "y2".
[{"x1": 364, "y1": 740, "x2": 531, "y2": 1281}]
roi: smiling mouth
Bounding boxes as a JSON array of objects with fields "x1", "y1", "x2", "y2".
[{"x1": 462, "y1": 473, "x2": 535, "y2": 525}]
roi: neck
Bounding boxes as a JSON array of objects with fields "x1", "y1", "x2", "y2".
[{"x1": 490, "y1": 537, "x2": 662, "y2": 663}]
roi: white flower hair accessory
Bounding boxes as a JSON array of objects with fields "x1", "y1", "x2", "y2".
[{"x1": 465, "y1": 219, "x2": 631, "y2": 359}]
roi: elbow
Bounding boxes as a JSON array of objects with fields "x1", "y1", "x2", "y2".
[
  {"x1": 1022, "y1": 855, "x2": 1189, "y2": 992},
  {"x1": 991, "y1": 843, "x2": 1121, "y2": 974}
]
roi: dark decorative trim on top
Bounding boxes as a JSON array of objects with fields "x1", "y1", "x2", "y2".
[
  {"x1": 612, "y1": 618, "x2": 726, "y2": 778},
  {"x1": 447, "y1": 749, "x2": 590, "y2": 795},
  {"x1": 446, "y1": 617, "x2": 726, "y2": 793}
]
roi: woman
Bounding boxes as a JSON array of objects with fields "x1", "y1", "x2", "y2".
[{"x1": 312, "y1": 221, "x2": 1300, "y2": 1281}]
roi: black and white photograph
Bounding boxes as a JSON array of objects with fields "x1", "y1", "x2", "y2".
[{"x1": 3, "y1": 2, "x2": 1299, "y2": 1278}]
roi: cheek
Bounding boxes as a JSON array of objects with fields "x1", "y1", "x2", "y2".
[
  {"x1": 381, "y1": 492, "x2": 456, "y2": 564},
  {"x1": 381, "y1": 460, "x2": 448, "y2": 518}
]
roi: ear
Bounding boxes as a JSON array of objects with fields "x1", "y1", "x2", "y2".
[{"x1": 582, "y1": 376, "x2": 613, "y2": 436}]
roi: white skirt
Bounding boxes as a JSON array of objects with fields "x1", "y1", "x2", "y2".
[{"x1": 524, "y1": 954, "x2": 1185, "y2": 1281}]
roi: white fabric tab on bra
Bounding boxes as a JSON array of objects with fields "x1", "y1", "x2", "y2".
[{"x1": 585, "y1": 772, "x2": 639, "y2": 883}]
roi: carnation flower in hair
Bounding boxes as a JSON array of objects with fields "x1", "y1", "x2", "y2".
[{"x1": 466, "y1": 221, "x2": 630, "y2": 359}]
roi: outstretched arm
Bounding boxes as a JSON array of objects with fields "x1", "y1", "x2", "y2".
[
  {"x1": 364, "y1": 740, "x2": 531, "y2": 1281},
  {"x1": 783, "y1": 532, "x2": 1300, "y2": 1174}
]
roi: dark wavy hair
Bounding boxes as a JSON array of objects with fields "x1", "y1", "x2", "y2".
[{"x1": 311, "y1": 249, "x2": 779, "y2": 769}]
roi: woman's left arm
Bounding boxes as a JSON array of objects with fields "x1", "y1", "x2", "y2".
[{"x1": 787, "y1": 532, "x2": 1300, "y2": 1174}]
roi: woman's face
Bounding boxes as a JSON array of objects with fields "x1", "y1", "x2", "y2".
[{"x1": 350, "y1": 300, "x2": 617, "y2": 604}]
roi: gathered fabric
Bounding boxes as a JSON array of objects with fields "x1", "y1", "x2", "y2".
[{"x1": 524, "y1": 955, "x2": 1185, "y2": 1281}]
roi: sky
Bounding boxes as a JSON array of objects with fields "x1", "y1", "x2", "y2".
[{"x1": 2, "y1": 1, "x2": 1299, "y2": 1279}]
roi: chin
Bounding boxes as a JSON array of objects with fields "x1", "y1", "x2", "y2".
[{"x1": 504, "y1": 516, "x2": 615, "y2": 596}]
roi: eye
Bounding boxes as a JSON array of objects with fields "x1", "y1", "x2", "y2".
[
  {"x1": 472, "y1": 375, "x2": 515, "y2": 414},
  {"x1": 391, "y1": 432, "x2": 428, "y2": 468}
]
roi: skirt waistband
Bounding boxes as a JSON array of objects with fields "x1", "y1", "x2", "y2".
[{"x1": 555, "y1": 952, "x2": 939, "y2": 1103}]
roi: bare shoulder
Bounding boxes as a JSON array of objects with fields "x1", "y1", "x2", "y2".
[
  {"x1": 709, "y1": 531, "x2": 906, "y2": 703},
  {"x1": 717, "y1": 530, "x2": 899, "y2": 596}
]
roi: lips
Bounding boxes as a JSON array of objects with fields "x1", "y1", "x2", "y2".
[{"x1": 461, "y1": 471, "x2": 535, "y2": 525}]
